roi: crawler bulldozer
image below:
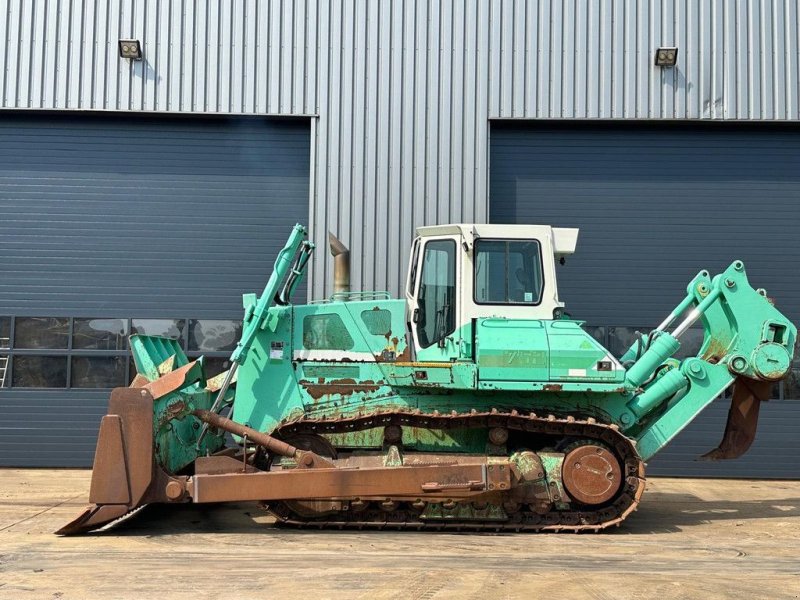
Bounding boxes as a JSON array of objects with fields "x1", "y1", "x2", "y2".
[{"x1": 60, "y1": 223, "x2": 796, "y2": 534}]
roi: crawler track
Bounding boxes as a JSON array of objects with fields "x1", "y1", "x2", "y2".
[{"x1": 268, "y1": 409, "x2": 647, "y2": 532}]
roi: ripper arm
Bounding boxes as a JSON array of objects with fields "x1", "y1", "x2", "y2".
[{"x1": 617, "y1": 261, "x2": 795, "y2": 461}]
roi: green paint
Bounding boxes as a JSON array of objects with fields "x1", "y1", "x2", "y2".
[
  {"x1": 301, "y1": 364, "x2": 361, "y2": 379},
  {"x1": 129, "y1": 336, "x2": 225, "y2": 474},
  {"x1": 539, "y1": 452, "x2": 569, "y2": 510}
]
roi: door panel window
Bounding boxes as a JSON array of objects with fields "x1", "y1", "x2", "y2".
[
  {"x1": 417, "y1": 240, "x2": 456, "y2": 348},
  {"x1": 407, "y1": 238, "x2": 421, "y2": 296}
]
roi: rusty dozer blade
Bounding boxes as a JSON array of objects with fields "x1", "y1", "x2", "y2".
[
  {"x1": 57, "y1": 387, "x2": 159, "y2": 535},
  {"x1": 700, "y1": 378, "x2": 772, "y2": 461}
]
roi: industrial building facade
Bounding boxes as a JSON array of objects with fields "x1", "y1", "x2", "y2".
[{"x1": 0, "y1": 0, "x2": 798, "y2": 476}]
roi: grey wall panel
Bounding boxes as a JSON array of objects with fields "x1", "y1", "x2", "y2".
[
  {"x1": 648, "y1": 400, "x2": 800, "y2": 479},
  {"x1": 0, "y1": 390, "x2": 110, "y2": 467},
  {"x1": 489, "y1": 121, "x2": 800, "y2": 478},
  {"x1": 0, "y1": 113, "x2": 310, "y2": 318},
  {"x1": 0, "y1": 112, "x2": 309, "y2": 467},
  {"x1": 3, "y1": 1, "x2": 799, "y2": 300},
  {"x1": 3, "y1": 0, "x2": 799, "y2": 120},
  {"x1": 489, "y1": 121, "x2": 800, "y2": 326}
]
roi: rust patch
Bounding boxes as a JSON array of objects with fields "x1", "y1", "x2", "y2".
[
  {"x1": 129, "y1": 373, "x2": 149, "y2": 388},
  {"x1": 375, "y1": 337, "x2": 408, "y2": 363},
  {"x1": 701, "y1": 337, "x2": 728, "y2": 364},
  {"x1": 543, "y1": 384, "x2": 563, "y2": 392},
  {"x1": 157, "y1": 400, "x2": 187, "y2": 427},
  {"x1": 395, "y1": 345, "x2": 412, "y2": 362},
  {"x1": 299, "y1": 378, "x2": 384, "y2": 400}
]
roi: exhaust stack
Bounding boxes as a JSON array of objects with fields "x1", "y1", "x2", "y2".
[{"x1": 328, "y1": 232, "x2": 350, "y2": 295}]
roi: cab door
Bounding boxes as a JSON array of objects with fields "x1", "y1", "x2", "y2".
[{"x1": 408, "y1": 237, "x2": 462, "y2": 362}]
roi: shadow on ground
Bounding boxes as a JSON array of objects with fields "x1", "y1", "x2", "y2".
[
  {"x1": 86, "y1": 492, "x2": 800, "y2": 537},
  {"x1": 621, "y1": 491, "x2": 800, "y2": 534}
]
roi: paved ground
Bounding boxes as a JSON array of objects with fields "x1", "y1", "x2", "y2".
[{"x1": 0, "y1": 470, "x2": 798, "y2": 600}]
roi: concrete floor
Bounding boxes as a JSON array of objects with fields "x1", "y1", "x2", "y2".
[{"x1": 0, "y1": 470, "x2": 798, "y2": 600}]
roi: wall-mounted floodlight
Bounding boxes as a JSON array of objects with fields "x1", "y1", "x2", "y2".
[
  {"x1": 654, "y1": 47, "x2": 678, "y2": 67},
  {"x1": 118, "y1": 39, "x2": 142, "y2": 60}
]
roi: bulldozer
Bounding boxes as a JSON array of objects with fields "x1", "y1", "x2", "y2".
[{"x1": 59, "y1": 223, "x2": 796, "y2": 534}]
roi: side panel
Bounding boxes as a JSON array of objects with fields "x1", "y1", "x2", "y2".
[
  {"x1": 232, "y1": 306, "x2": 305, "y2": 433},
  {"x1": 476, "y1": 319, "x2": 549, "y2": 381},
  {"x1": 547, "y1": 321, "x2": 624, "y2": 383}
]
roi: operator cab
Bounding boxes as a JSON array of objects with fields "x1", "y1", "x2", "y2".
[{"x1": 405, "y1": 224, "x2": 577, "y2": 361}]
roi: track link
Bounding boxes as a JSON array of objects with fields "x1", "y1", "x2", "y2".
[{"x1": 267, "y1": 409, "x2": 646, "y2": 532}]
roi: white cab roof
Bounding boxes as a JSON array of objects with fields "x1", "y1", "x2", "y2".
[{"x1": 415, "y1": 223, "x2": 579, "y2": 256}]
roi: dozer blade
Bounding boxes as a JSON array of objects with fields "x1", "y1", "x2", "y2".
[
  {"x1": 56, "y1": 504, "x2": 143, "y2": 536},
  {"x1": 700, "y1": 378, "x2": 772, "y2": 461},
  {"x1": 57, "y1": 387, "x2": 157, "y2": 535}
]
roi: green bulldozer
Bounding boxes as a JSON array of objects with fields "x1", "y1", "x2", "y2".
[{"x1": 59, "y1": 223, "x2": 796, "y2": 534}]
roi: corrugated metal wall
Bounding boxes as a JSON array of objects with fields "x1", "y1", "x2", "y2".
[
  {"x1": 0, "y1": 389, "x2": 110, "y2": 467},
  {"x1": 0, "y1": 112, "x2": 310, "y2": 467},
  {"x1": 2, "y1": 0, "x2": 799, "y2": 298},
  {"x1": 0, "y1": 113, "x2": 310, "y2": 318}
]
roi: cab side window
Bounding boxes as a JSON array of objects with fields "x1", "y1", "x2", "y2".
[
  {"x1": 417, "y1": 240, "x2": 456, "y2": 348},
  {"x1": 475, "y1": 239, "x2": 543, "y2": 304}
]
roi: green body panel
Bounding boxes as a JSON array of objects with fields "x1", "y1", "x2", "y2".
[
  {"x1": 235, "y1": 304, "x2": 306, "y2": 431},
  {"x1": 143, "y1": 227, "x2": 796, "y2": 473},
  {"x1": 292, "y1": 299, "x2": 409, "y2": 359},
  {"x1": 546, "y1": 320, "x2": 624, "y2": 383},
  {"x1": 129, "y1": 336, "x2": 225, "y2": 474},
  {"x1": 476, "y1": 318, "x2": 550, "y2": 381}
]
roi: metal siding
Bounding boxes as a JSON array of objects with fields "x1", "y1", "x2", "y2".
[
  {"x1": 0, "y1": 1, "x2": 799, "y2": 474},
  {"x1": 647, "y1": 399, "x2": 800, "y2": 478},
  {"x1": 489, "y1": 121, "x2": 800, "y2": 478},
  {"x1": 0, "y1": 389, "x2": 110, "y2": 467},
  {"x1": 2, "y1": 1, "x2": 797, "y2": 298},
  {"x1": 0, "y1": 112, "x2": 309, "y2": 467},
  {"x1": 0, "y1": 113, "x2": 310, "y2": 318}
]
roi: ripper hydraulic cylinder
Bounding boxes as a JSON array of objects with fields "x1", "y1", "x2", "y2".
[{"x1": 626, "y1": 333, "x2": 681, "y2": 388}]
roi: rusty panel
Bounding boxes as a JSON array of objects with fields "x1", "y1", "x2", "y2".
[{"x1": 190, "y1": 463, "x2": 500, "y2": 503}]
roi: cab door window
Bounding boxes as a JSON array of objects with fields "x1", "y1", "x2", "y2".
[{"x1": 416, "y1": 240, "x2": 456, "y2": 348}]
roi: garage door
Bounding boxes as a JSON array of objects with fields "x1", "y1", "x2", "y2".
[
  {"x1": 490, "y1": 121, "x2": 800, "y2": 478},
  {"x1": 0, "y1": 113, "x2": 310, "y2": 466}
]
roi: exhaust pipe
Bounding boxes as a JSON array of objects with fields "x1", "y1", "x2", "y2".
[{"x1": 328, "y1": 232, "x2": 350, "y2": 295}]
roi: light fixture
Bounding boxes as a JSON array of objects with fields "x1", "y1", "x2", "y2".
[
  {"x1": 118, "y1": 39, "x2": 142, "y2": 60},
  {"x1": 654, "y1": 47, "x2": 678, "y2": 67}
]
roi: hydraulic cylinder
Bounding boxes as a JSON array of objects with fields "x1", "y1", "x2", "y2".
[
  {"x1": 625, "y1": 333, "x2": 681, "y2": 387},
  {"x1": 628, "y1": 368, "x2": 688, "y2": 418}
]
